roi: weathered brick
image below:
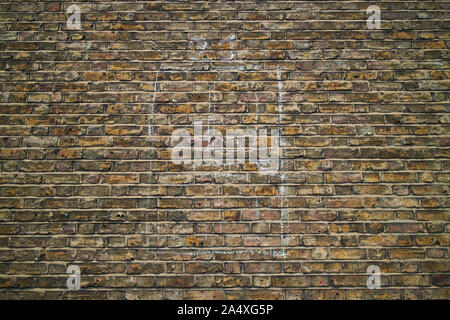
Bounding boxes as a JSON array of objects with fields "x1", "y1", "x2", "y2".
[{"x1": 0, "y1": 0, "x2": 448, "y2": 301}]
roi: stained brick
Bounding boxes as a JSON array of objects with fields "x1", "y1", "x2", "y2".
[{"x1": 0, "y1": 0, "x2": 448, "y2": 301}]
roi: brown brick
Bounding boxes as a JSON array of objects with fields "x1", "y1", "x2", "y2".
[{"x1": 1, "y1": 1, "x2": 448, "y2": 300}]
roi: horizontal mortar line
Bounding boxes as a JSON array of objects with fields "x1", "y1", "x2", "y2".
[
  {"x1": 4, "y1": 7, "x2": 450, "y2": 11},
  {"x1": 0, "y1": 248, "x2": 441, "y2": 253},
  {"x1": 2, "y1": 158, "x2": 447, "y2": 161},
  {"x1": 4, "y1": 144, "x2": 450, "y2": 146},
  {"x1": 3, "y1": 80, "x2": 447, "y2": 84},
  {"x1": 0, "y1": 115, "x2": 444, "y2": 118},
  {"x1": 2, "y1": 81, "x2": 450, "y2": 84},
  {"x1": 4, "y1": 68, "x2": 450, "y2": 71},
  {"x1": 58, "y1": 129, "x2": 450, "y2": 131},
  {"x1": 3, "y1": 221, "x2": 436, "y2": 225},
  {"x1": 2, "y1": 9, "x2": 449, "y2": 14},
  {"x1": 4, "y1": 59, "x2": 450, "y2": 63},
  {"x1": 1, "y1": 128, "x2": 449, "y2": 131},
  {"x1": 3, "y1": 83, "x2": 449, "y2": 86},
  {"x1": 3, "y1": 81, "x2": 450, "y2": 85},
  {"x1": 1, "y1": 288, "x2": 447, "y2": 293},
  {"x1": 1, "y1": 129, "x2": 449, "y2": 132},
  {"x1": 3, "y1": 227, "x2": 447, "y2": 231},
  {"x1": 3, "y1": 45, "x2": 450, "y2": 49},
  {"x1": 1, "y1": 219, "x2": 448, "y2": 223},
  {"x1": 2, "y1": 220, "x2": 447, "y2": 224},
  {"x1": 1, "y1": 239, "x2": 423, "y2": 243},
  {"x1": 3, "y1": 25, "x2": 450, "y2": 28},
  {"x1": 2, "y1": 214, "x2": 446, "y2": 218},
  {"x1": 6, "y1": 55, "x2": 450, "y2": 59},
  {"x1": 4, "y1": 62, "x2": 450, "y2": 66},
  {"x1": 3, "y1": 227, "x2": 447, "y2": 230},
  {"x1": 0, "y1": 172, "x2": 447, "y2": 176},
  {"x1": 3, "y1": 232, "x2": 449, "y2": 236},
  {"x1": 49, "y1": 228, "x2": 450, "y2": 232},
  {"x1": 1, "y1": 194, "x2": 443, "y2": 197},
  {"x1": 4, "y1": 6, "x2": 449, "y2": 10},
  {"x1": 0, "y1": 122, "x2": 446, "y2": 124},
  {"x1": 6, "y1": 227, "x2": 444, "y2": 229},
  {"x1": 8, "y1": 65, "x2": 449, "y2": 70},
  {"x1": 0, "y1": 274, "x2": 444, "y2": 278},
  {"x1": 0, "y1": 176, "x2": 449, "y2": 179},
  {"x1": 2, "y1": 246, "x2": 430, "y2": 249},
  {"x1": 4, "y1": 30, "x2": 448, "y2": 34},
  {"x1": 0, "y1": 120, "x2": 450, "y2": 123},
  {"x1": 0, "y1": 167, "x2": 443, "y2": 170},
  {"x1": 124, "y1": 53, "x2": 450, "y2": 57},
  {"x1": 1, "y1": 113, "x2": 448, "y2": 116},
  {"x1": 4, "y1": 101, "x2": 448, "y2": 104},
  {"x1": 2, "y1": 92, "x2": 426, "y2": 95},
  {"x1": 4, "y1": 69, "x2": 450, "y2": 73},
  {"x1": 0, "y1": 183, "x2": 446, "y2": 186},
  {"x1": 8, "y1": 140, "x2": 446, "y2": 143},
  {"x1": 0, "y1": 87, "x2": 445, "y2": 91},
  {"x1": 0, "y1": 172, "x2": 446, "y2": 176},
  {"x1": 1, "y1": 259, "x2": 442, "y2": 264},
  {"x1": 4, "y1": 53, "x2": 449, "y2": 58},
  {"x1": 3, "y1": 144, "x2": 450, "y2": 147},
  {"x1": 0, "y1": 181, "x2": 405, "y2": 185},
  {"x1": 3, "y1": 205, "x2": 448, "y2": 209},
  {"x1": 6, "y1": 1, "x2": 449, "y2": 3},
  {"x1": 1, "y1": 112, "x2": 449, "y2": 115},
  {"x1": 3, "y1": 39, "x2": 450, "y2": 42},
  {"x1": 0, "y1": 247, "x2": 443, "y2": 252},
  {"x1": 3, "y1": 209, "x2": 446, "y2": 213},
  {"x1": 2, "y1": 107, "x2": 448, "y2": 110},
  {"x1": 2, "y1": 89, "x2": 449, "y2": 91},
  {"x1": 3, "y1": 17, "x2": 450, "y2": 21},
  {"x1": 3, "y1": 74, "x2": 449, "y2": 77},
  {"x1": 6, "y1": 20, "x2": 445, "y2": 24},
  {"x1": 3, "y1": 207, "x2": 440, "y2": 210},
  {"x1": 7, "y1": 193, "x2": 446, "y2": 197},
  {"x1": 14, "y1": 258, "x2": 438, "y2": 262},
  {"x1": 13, "y1": 87, "x2": 448, "y2": 89},
  {"x1": 2, "y1": 192, "x2": 448, "y2": 196},
  {"x1": 5, "y1": 43, "x2": 449, "y2": 47},
  {"x1": 0, "y1": 289, "x2": 446, "y2": 294},
  {"x1": 12, "y1": 50, "x2": 450, "y2": 54},
  {"x1": 1, "y1": 100, "x2": 448, "y2": 103},
  {"x1": 0, "y1": 273, "x2": 442, "y2": 276},
  {"x1": 3, "y1": 35, "x2": 449, "y2": 40},
  {"x1": 0, "y1": 284, "x2": 444, "y2": 287},
  {"x1": 4, "y1": 132, "x2": 447, "y2": 135},
  {"x1": 3, "y1": 233, "x2": 448, "y2": 238},
  {"x1": 1, "y1": 245, "x2": 447, "y2": 249},
  {"x1": 2, "y1": 155, "x2": 447, "y2": 158},
  {"x1": 5, "y1": 219, "x2": 446, "y2": 222},
  {"x1": 0, "y1": 168, "x2": 442, "y2": 172},
  {"x1": 3, "y1": 202, "x2": 447, "y2": 205},
  {"x1": 2, "y1": 285, "x2": 445, "y2": 288},
  {"x1": 2, "y1": 196, "x2": 449, "y2": 200},
  {"x1": 0, "y1": 19, "x2": 450, "y2": 23},
  {"x1": 3, "y1": 201, "x2": 447, "y2": 205},
  {"x1": 3, "y1": 30, "x2": 450, "y2": 34}
]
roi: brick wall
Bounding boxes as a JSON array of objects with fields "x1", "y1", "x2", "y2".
[{"x1": 0, "y1": 1, "x2": 449, "y2": 300}]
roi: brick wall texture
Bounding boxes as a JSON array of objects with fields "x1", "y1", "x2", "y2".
[{"x1": 0, "y1": 0, "x2": 449, "y2": 300}]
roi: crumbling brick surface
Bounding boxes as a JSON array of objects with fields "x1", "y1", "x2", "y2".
[{"x1": 0, "y1": 1, "x2": 448, "y2": 299}]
